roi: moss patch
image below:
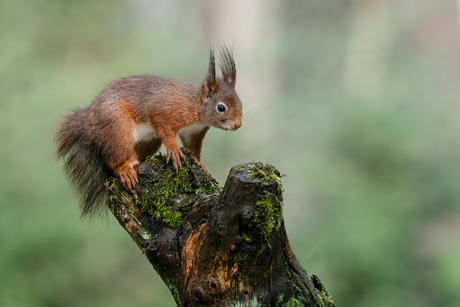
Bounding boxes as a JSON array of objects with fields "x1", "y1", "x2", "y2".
[
  {"x1": 247, "y1": 162, "x2": 284, "y2": 194},
  {"x1": 139, "y1": 152, "x2": 219, "y2": 227},
  {"x1": 254, "y1": 191, "x2": 283, "y2": 246},
  {"x1": 238, "y1": 162, "x2": 284, "y2": 247},
  {"x1": 282, "y1": 298, "x2": 301, "y2": 307},
  {"x1": 312, "y1": 275, "x2": 335, "y2": 307}
]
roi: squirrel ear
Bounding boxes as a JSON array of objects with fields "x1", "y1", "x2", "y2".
[
  {"x1": 202, "y1": 48, "x2": 220, "y2": 99},
  {"x1": 219, "y1": 46, "x2": 236, "y2": 88}
]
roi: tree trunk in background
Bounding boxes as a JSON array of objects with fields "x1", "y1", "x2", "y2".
[
  {"x1": 344, "y1": 0, "x2": 390, "y2": 106},
  {"x1": 106, "y1": 149, "x2": 334, "y2": 307},
  {"x1": 201, "y1": 0, "x2": 279, "y2": 145},
  {"x1": 457, "y1": 0, "x2": 460, "y2": 38}
]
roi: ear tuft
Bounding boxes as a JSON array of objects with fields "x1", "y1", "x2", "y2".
[
  {"x1": 202, "y1": 47, "x2": 219, "y2": 98},
  {"x1": 219, "y1": 45, "x2": 236, "y2": 88}
]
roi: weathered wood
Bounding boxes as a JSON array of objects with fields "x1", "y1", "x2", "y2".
[{"x1": 106, "y1": 149, "x2": 334, "y2": 307}]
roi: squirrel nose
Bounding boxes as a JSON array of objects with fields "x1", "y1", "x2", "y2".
[{"x1": 233, "y1": 123, "x2": 241, "y2": 130}]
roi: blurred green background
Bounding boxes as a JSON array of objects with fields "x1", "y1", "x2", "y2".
[{"x1": 1, "y1": 0, "x2": 460, "y2": 306}]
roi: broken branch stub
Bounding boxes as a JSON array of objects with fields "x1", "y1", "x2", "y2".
[{"x1": 106, "y1": 150, "x2": 334, "y2": 307}]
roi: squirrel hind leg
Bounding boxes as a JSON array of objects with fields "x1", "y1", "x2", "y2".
[{"x1": 115, "y1": 161, "x2": 139, "y2": 193}]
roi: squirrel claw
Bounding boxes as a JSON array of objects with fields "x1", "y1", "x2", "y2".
[
  {"x1": 194, "y1": 158, "x2": 209, "y2": 172},
  {"x1": 118, "y1": 163, "x2": 138, "y2": 194},
  {"x1": 167, "y1": 148, "x2": 185, "y2": 170},
  {"x1": 201, "y1": 164, "x2": 209, "y2": 173}
]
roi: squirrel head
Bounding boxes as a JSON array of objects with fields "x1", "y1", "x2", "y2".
[{"x1": 199, "y1": 47, "x2": 242, "y2": 131}]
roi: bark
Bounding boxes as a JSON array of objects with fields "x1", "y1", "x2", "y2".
[{"x1": 106, "y1": 149, "x2": 334, "y2": 307}]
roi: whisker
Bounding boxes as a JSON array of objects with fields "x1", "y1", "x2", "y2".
[
  {"x1": 242, "y1": 95, "x2": 257, "y2": 107},
  {"x1": 242, "y1": 107, "x2": 257, "y2": 117}
]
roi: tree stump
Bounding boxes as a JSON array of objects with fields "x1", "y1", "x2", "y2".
[{"x1": 106, "y1": 149, "x2": 334, "y2": 307}]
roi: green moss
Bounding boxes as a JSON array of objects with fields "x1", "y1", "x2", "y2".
[
  {"x1": 164, "y1": 277, "x2": 181, "y2": 306},
  {"x1": 282, "y1": 298, "x2": 300, "y2": 307},
  {"x1": 194, "y1": 183, "x2": 218, "y2": 195},
  {"x1": 238, "y1": 162, "x2": 284, "y2": 247},
  {"x1": 247, "y1": 162, "x2": 284, "y2": 194},
  {"x1": 276, "y1": 294, "x2": 285, "y2": 304},
  {"x1": 242, "y1": 233, "x2": 252, "y2": 243},
  {"x1": 317, "y1": 292, "x2": 334, "y2": 307},
  {"x1": 313, "y1": 277, "x2": 335, "y2": 307},
  {"x1": 254, "y1": 191, "x2": 283, "y2": 246},
  {"x1": 140, "y1": 152, "x2": 219, "y2": 226}
]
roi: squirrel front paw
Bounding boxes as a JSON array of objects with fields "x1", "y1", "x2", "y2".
[{"x1": 166, "y1": 148, "x2": 185, "y2": 170}]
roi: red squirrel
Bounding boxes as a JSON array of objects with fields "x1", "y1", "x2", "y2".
[{"x1": 56, "y1": 47, "x2": 242, "y2": 218}]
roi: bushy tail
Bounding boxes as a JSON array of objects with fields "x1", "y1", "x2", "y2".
[{"x1": 55, "y1": 108, "x2": 111, "y2": 218}]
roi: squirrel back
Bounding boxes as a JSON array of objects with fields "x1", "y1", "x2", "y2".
[{"x1": 56, "y1": 47, "x2": 242, "y2": 218}]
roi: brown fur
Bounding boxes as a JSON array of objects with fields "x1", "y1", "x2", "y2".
[
  {"x1": 55, "y1": 47, "x2": 242, "y2": 218},
  {"x1": 180, "y1": 127, "x2": 210, "y2": 162}
]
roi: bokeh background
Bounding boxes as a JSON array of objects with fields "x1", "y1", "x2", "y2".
[{"x1": 2, "y1": 0, "x2": 460, "y2": 306}]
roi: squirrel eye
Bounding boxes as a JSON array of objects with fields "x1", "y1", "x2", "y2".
[{"x1": 217, "y1": 104, "x2": 226, "y2": 112}]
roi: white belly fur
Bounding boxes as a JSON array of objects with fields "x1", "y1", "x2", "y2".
[
  {"x1": 179, "y1": 123, "x2": 208, "y2": 143},
  {"x1": 134, "y1": 123, "x2": 157, "y2": 142},
  {"x1": 135, "y1": 122, "x2": 208, "y2": 144}
]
